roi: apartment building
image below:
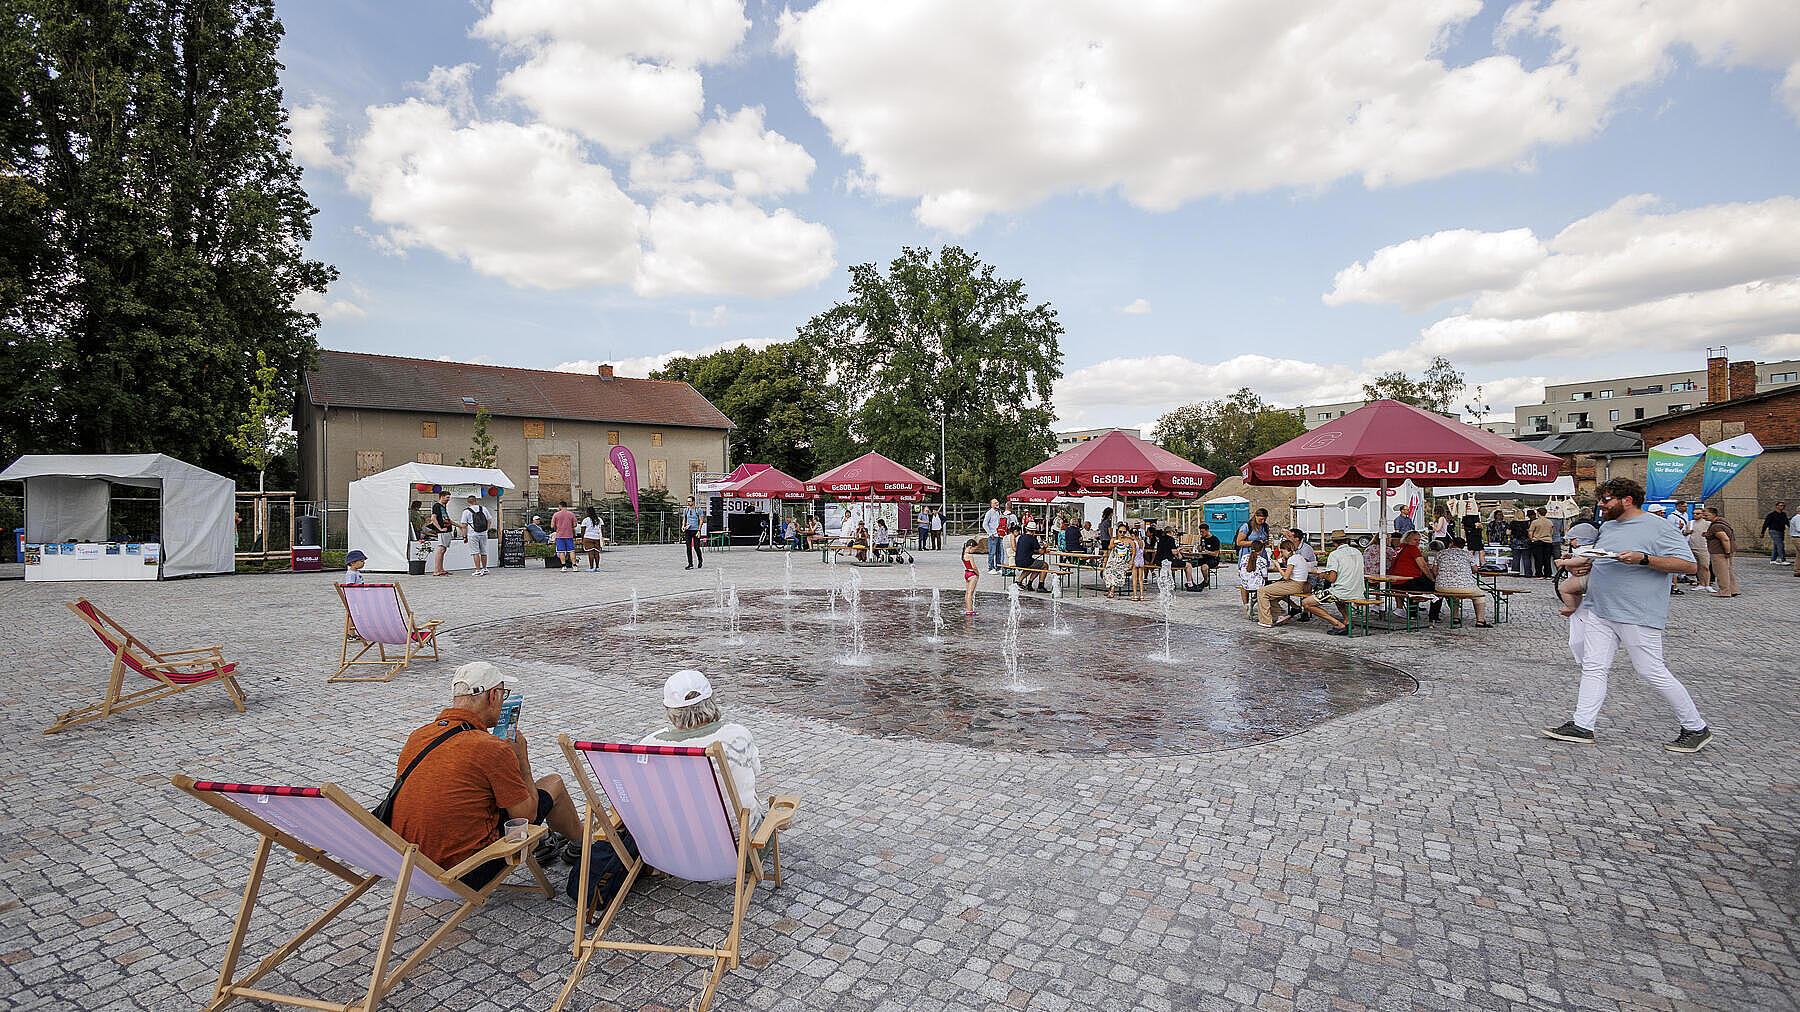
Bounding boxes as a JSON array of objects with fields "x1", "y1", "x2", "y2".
[
  {"x1": 1513, "y1": 354, "x2": 1800, "y2": 435},
  {"x1": 1055, "y1": 426, "x2": 1142, "y2": 448}
]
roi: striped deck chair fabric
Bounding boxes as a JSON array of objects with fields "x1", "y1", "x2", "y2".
[
  {"x1": 47, "y1": 599, "x2": 245, "y2": 734},
  {"x1": 332, "y1": 583, "x2": 441, "y2": 683},
  {"x1": 172, "y1": 776, "x2": 551, "y2": 1012},
  {"x1": 551, "y1": 737, "x2": 801, "y2": 1012}
]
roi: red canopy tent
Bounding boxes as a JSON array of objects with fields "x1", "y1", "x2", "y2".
[
  {"x1": 805, "y1": 452, "x2": 941, "y2": 501},
  {"x1": 719, "y1": 466, "x2": 811, "y2": 500},
  {"x1": 1020, "y1": 430, "x2": 1216, "y2": 497},
  {"x1": 1242, "y1": 399, "x2": 1564, "y2": 572},
  {"x1": 1006, "y1": 488, "x2": 1059, "y2": 503}
]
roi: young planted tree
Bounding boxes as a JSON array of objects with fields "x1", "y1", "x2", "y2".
[
  {"x1": 227, "y1": 350, "x2": 294, "y2": 493},
  {"x1": 456, "y1": 407, "x2": 499, "y2": 468}
]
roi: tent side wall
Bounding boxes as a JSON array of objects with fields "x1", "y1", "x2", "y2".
[
  {"x1": 348, "y1": 470, "x2": 411, "y2": 572},
  {"x1": 24, "y1": 477, "x2": 110, "y2": 543},
  {"x1": 159, "y1": 470, "x2": 237, "y2": 577}
]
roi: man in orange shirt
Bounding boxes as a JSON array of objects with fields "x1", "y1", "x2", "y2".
[{"x1": 392, "y1": 662, "x2": 582, "y2": 889}]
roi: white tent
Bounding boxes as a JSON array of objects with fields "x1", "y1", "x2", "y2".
[
  {"x1": 348, "y1": 462, "x2": 514, "y2": 572},
  {"x1": 1430, "y1": 476, "x2": 1576, "y2": 498},
  {"x1": 0, "y1": 453, "x2": 235, "y2": 578}
]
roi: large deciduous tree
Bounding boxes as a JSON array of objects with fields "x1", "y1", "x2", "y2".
[
  {"x1": 0, "y1": 0, "x2": 334, "y2": 473},
  {"x1": 796, "y1": 246, "x2": 1062, "y2": 501},
  {"x1": 651, "y1": 341, "x2": 852, "y2": 480},
  {"x1": 1362, "y1": 356, "x2": 1465, "y2": 415},
  {"x1": 1152, "y1": 388, "x2": 1306, "y2": 479}
]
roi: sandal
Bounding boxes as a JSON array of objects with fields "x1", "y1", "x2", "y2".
[{"x1": 1474, "y1": 622, "x2": 1493, "y2": 628}]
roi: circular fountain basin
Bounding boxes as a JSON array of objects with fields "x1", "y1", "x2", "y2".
[{"x1": 455, "y1": 589, "x2": 1416, "y2": 757}]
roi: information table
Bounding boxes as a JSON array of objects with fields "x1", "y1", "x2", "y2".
[{"x1": 24, "y1": 542, "x2": 161, "y2": 581}]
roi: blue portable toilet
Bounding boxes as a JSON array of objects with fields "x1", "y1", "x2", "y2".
[{"x1": 1203, "y1": 495, "x2": 1251, "y2": 536}]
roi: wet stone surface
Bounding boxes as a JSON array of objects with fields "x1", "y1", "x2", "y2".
[{"x1": 457, "y1": 588, "x2": 1417, "y2": 756}]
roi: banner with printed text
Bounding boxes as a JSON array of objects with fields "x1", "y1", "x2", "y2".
[
  {"x1": 1698, "y1": 434, "x2": 1763, "y2": 503},
  {"x1": 1644, "y1": 434, "x2": 1705, "y2": 503},
  {"x1": 609, "y1": 446, "x2": 640, "y2": 515}
]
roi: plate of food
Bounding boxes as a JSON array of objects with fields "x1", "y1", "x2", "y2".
[{"x1": 1573, "y1": 546, "x2": 1614, "y2": 559}]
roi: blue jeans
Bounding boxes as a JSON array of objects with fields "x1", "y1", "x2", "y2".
[
  {"x1": 987, "y1": 535, "x2": 1003, "y2": 570},
  {"x1": 1772, "y1": 529, "x2": 1788, "y2": 562}
]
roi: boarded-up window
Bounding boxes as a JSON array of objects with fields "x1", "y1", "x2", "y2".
[
  {"x1": 605, "y1": 460, "x2": 623, "y2": 494},
  {"x1": 651, "y1": 432, "x2": 663, "y2": 446},
  {"x1": 356, "y1": 450, "x2": 384, "y2": 479},
  {"x1": 538, "y1": 454, "x2": 572, "y2": 506},
  {"x1": 649, "y1": 459, "x2": 667, "y2": 490},
  {"x1": 690, "y1": 459, "x2": 707, "y2": 474},
  {"x1": 416, "y1": 452, "x2": 442, "y2": 465},
  {"x1": 607, "y1": 431, "x2": 620, "y2": 445},
  {"x1": 421, "y1": 421, "x2": 437, "y2": 438},
  {"x1": 523, "y1": 420, "x2": 546, "y2": 439}
]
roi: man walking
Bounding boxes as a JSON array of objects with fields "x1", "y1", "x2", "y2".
[
  {"x1": 983, "y1": 499, "x2": 1003, "y2": 573},
  {"x1": 1763, "y1": 501, "x2": 1789, "y2": 564},
  {"x1": 682, "y1": 495, "x2": 706, "y2": 569},
  {"x1": 459, "y1": 494, "x2": 493, "y2": 577},
  {"x1": 1704, "y1": 507, "x2": 1738, "y2": 596},
  {"x1": 550, "y1": 501, "x2": 577, "y2": 572},
  {"x1": 1543, "y1": 478, "x2": 1712, "y2": 753}
]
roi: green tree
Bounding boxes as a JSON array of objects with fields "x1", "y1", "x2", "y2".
[
  {"x1": 650, "y1": 341, "x2": 852, "y2": 479},
  {"x1": 1151, "y1": 388, "x2": 1307, "y2": 479},
  {"x1": 0, "y1": 0, "x2": 334, "y2": 475},
  {"x1": 227, "y1": 349, "x2": 293, "y2": 492},
  {"x1": 1362, "y1": 356, "x2": 1466, "y2": 414},
  {"x1": 796, "y1": 246, "x2": 1063, "y2": 501},
  {"x1": 456, "y1": 407, "x2": 498, "y2": 468}
]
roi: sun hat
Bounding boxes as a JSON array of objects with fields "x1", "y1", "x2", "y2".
[
  {"x1": 452, "y1": 661, "x2": 517, "y2": 697},
  {"x1": 345, "y1": 549, "x2": 367, "y2": 565},
  {"x1": 663, "y1": 669, "x2": 713, "y2": 708}
]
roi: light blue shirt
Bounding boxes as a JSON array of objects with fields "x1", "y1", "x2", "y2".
[
  {"x1": 682, "y1": 506, "x2": 705, "y2": 531},
  {"x1": 1581, "y1": 513, "x2": 1694, "y2": 630}
]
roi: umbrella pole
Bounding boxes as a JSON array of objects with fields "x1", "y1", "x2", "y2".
[{"x1": 1379, "y1": 478, "x2": 1389, "y2": 577}]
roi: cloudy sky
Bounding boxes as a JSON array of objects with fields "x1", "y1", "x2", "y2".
[{"x1": 281, "y1": 0, "x2": 1800, "y2": 432}]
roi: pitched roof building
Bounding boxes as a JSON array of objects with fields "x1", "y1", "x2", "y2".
[{"x1": 298, "y1": 351, "x2": 734, "y2": 506}]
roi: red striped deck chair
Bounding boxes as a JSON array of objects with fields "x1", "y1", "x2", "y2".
[
  {"x1": 553, "y1": 736, "x2": 801, "y2": 1012},
  {"x1": 332, "y1": 583, "x2": 442, "y2": 683},
  {"x1": 171, "y1": 776, "x2": 554, "y2": 1012},
  {"x1": 48, "y1": 598, "x2": 246, "y2": 734}
]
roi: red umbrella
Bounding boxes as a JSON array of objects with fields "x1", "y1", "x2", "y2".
[
  {"x1": 805, "y1": 452, "x2": 942, "y2": 499},
  {"x1": 1020, "y1": 430, "x2": 1216, "y2": 496},
  {"x1": 1242, "y1": 399, "x2": 1563, "y2": 572},
  {"x1": 1006, "y1": 488, "x2": 1060, "y2": 503},
  {"x1": 720, "y1": 466, "x2": 811, "y2": 500},
  {"x1": 1242, "y1": 399, "x2": 1561, "y2": 487}
]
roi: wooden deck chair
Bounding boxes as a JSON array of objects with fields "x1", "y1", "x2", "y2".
[
  {"x1": 48, "y1": 599, "x2": 246, "y2": 735},
  {"x1": 171, "y1": 776, "x2": 554, "y2": 1012},
  {"x1": 332, "y1": 583, "x2": 442, "y2": 683},
  {"x1": 552, "y1": 737, "x2": 801, "y2": 1012}
]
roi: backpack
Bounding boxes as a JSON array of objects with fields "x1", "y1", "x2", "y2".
[
  {"x1": 996, "y1": 516, "x2": 1009, "y2": 536},
  {"x1": 471, "y1": 508, "x2": 489, "y2": 533},
  {"x1": 565, "y1": 824, "x2": 639, "y2": 906}
]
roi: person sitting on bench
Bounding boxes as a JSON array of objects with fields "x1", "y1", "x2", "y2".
[
  {"x1": 1301, "y1": 530, "x2": 1361, "y2": 635},
  {"x1": 1015, "y1": 520, "x2": 1046, "y2": 590}
]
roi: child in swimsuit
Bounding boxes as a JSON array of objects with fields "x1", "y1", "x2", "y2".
[{"x1": 961, "y1": 539, "x2": 981, "y2": 615}]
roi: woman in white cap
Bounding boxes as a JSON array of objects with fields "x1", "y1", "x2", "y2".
[{"x1": 641, "y1": 670, "x2": 763, "y2": 830}]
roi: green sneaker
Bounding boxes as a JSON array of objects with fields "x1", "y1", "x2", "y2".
[
  {"x1": 1541, "y1": 721, "x2": 1595, "y2": 744},
  {"x1": 1665, "y1": 726, "x2": 1713, "y2": 753}
]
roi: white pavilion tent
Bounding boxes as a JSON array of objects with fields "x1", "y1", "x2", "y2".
[
  {"x1": 347, "y1": 462, "x2": 514, "y2": 572},
  {"x1": 0, "y1": 453, "x2": 236, "y2": 578}
]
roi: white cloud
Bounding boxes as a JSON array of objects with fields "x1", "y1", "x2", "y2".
[
  {"x1": 1119, "y1": 298, "x2": 1151, "y2": 315},
  {"x1": 690, "y1": 305, "x2": 728, "y2": 327},
  {"x1": 287, "y1": 101, "x2": 344, "y2": 171},
  {"x1": 638, "y1": 197, "x2": 835, "y2": 297},
  {"x1": 344, "y1": 101, "x2": 646, "y2": 290},
  {"x1": 1325, "y1": 228, "x2": 1544, "y2": 311},
  {"x1": 554, "y1": 335, "x2": 781, "y2": 378},
  {"x1": 294, "y1": 288, "x2": 367, "y2": 321},
  {"x1": 1328, "y1": 195, "x2": 1800, "y2": 365},
  {"x1": 417, "y1": 63, "x2": 479, "y2": 120},
  {"x1": 473, "y1": 0, "x2": 749, "y2": 65},
  {"x1": 497, "y1": 44, "x2": 703, "y2": 152},
  {"x1": 778, "y1": 0, "x2": 1800, "y2": 231},
  {"x1": 694, "y1": 107, "x2": 816, "y2": 196}
]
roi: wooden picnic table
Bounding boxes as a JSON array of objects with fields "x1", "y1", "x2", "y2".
[{"x1": 1045, "y1": 550, "x2": 1103, "y2": 595}]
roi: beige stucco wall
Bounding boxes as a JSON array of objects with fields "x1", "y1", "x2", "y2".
[{"x1": 299, "y1": 405, "x2": 727, "y2": 504}]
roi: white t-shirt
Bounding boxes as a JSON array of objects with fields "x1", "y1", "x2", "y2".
[
  {"x1": 640, "y1": 721, "x2": 763, "y2": 833},
  {"x1": 1284, "y1": 554, "x2": 1314, "y2": 583},
  {"x1": 931, "y1": 512, "x2": 944, "y2": 530},
  {"x1": 459, "y1": 506, "x2": 492, "y2": 535},
  {"x1": 576, "y1": 517, "x2": 603, "y2": 540}
]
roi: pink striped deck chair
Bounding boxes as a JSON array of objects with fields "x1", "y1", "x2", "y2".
[
  {"x1": 333, "y1": 583, "x2": 442, "y2": 682},
  {"x1": 48, "y1": 599, "x2": 246, "y2": 734},
  {"x1": 552, "y1": 736, "x2": 801, "y2": 1012},
  {"x1": 171, "y1": 775, "x2": 553, "y2": 1012}
]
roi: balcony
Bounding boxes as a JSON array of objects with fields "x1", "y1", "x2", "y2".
[{"x1": 1559, "y1": 421, "x2": 1592, "y2": 433}]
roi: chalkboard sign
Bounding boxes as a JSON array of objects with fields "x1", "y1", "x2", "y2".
[{"x1": 499, "y1": 528, "x2": 526, "y2": 568}]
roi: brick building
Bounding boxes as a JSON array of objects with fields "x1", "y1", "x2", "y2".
[
  {"x1": 298, "y1": 351, "x2": 734, "y2": 505},
  {"x1": 1607, "y1": 383, "x2": 1800, "y2": 549}
]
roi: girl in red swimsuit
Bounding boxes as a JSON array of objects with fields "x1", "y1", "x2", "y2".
[{"x1": 961, "y1": 538, "x2": 981, "y2": 615}]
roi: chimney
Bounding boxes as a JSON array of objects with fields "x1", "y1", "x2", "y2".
[
  {"x1": 1705, "y1": 352, "x2": 1727, "y2": 403},
  {"x1": 598, "y1": 363, "x2": 614, "y2": 379},
  {"x1": 1729, "y1": 360, "x2": 1756, "y2": 402}
]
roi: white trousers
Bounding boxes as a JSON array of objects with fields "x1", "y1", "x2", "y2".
[{"x1": 1571, "y1": 613, "x2": 1705, "y2": 732}]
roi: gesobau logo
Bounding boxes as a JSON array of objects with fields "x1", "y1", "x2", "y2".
[
  {"x1": 1083, "y1": 473, "x2": 1141, "y2": 484},
  {"x1": 1270, "y1": 463, "x2": 1325, "y2": 477},
  {"x1": 1383, "y1": 460, "x2": 1460, "y2": 476},
  {"x1": 1508, "y1": 462, "x2": 1553, "y2": 479}
]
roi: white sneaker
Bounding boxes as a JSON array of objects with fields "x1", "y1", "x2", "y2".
[{"x1": 1701, "y1": 586, "x2": 1717, "y2": 593}]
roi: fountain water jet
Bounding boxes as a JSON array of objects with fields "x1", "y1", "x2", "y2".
[
  {"x1": 1150, "y1": 563, "x2": 1177, "y2": 663},
  {"x1": 724, "y1": 586, "x2": 746, "y2": 645},
  {"x1": 903, "y1": 561, "x2": 922, "y2": 600},
  {"x1": 926, "y1": 587, "x2": 945, "y2": 643},
  {"x1": 838, "y1": 571, "x2": 870, "y2": 666},
  {"x1": 713, "y1": 567, "x2": 725, "y2": 611},
  {"x1": 1048, "y1": 574, "x2": 1070, "y2": 636},
  {"x1": 624, "y1": 588, "x2": 640, "y2": 631},
  {"x1": 782, "y1": 553, "x2": 794, "y2": 599},
  {"x1": 1003, "y1": 583, "x2": 1035, "y2": 691}
]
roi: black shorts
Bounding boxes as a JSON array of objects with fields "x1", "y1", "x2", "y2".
[{"x1": 461, "y1": 788, "x2": 553, "y2": 890}]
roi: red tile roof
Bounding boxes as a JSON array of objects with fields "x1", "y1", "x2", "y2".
[{"x1": 304, "y1": 350, "x2": 734, "y2": 430}]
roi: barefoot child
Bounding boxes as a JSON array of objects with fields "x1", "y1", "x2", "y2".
[{"x1": 961, "y1": 538, "x2": 981, "y2": 615}]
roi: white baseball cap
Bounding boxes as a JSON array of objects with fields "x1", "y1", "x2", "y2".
[
  {"x1": 1646, "y1": 503, "x2": 1666, "y2": 513},
  {"x1": 663, "y1": 669, "x2": 713, "y2": 708},
  {"x1": 452, "y1": 661, "x2": 517, "y2": 696}
]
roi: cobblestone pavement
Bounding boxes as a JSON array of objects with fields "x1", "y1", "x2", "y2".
[{"x1": 0, "y1": 546, "x2": 1794, "y2": 1011}]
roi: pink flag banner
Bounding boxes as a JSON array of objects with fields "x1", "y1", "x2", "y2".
[{"x1": 610, "y1": 446, "x2": 640, "y2": 515}]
